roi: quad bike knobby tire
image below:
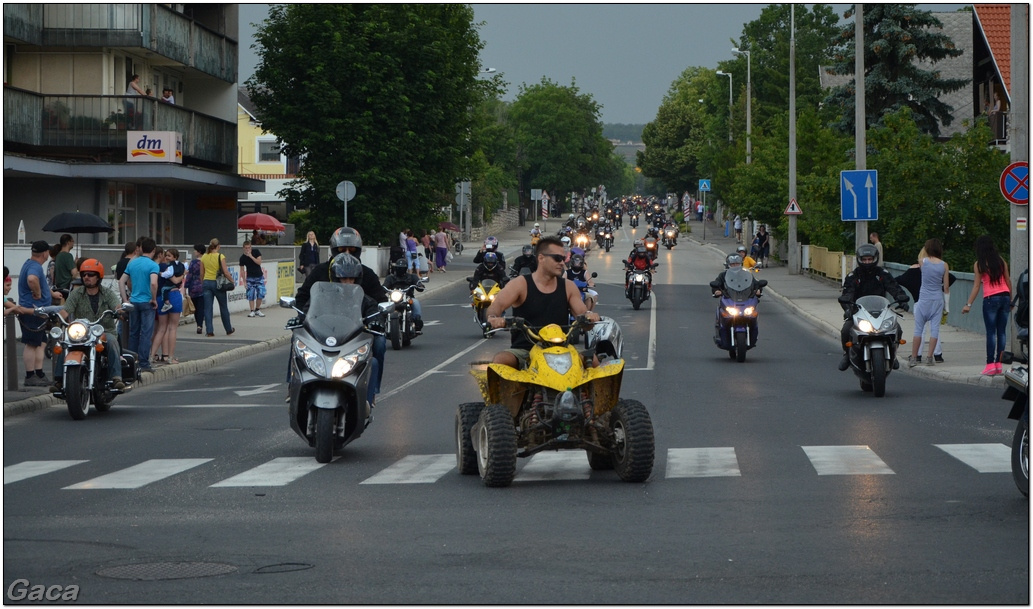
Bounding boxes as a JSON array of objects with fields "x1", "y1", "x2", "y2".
[
  {"x1": 475, "y1": 403, "x2": 517, "y2": 487},
  {"x1": 610, "y1": 399, "x2": 654, "y2": 482},
  {"x1": 456, "y1": 402, "x2": 485, "y2": 475},
  {"x1": 587, "y1": 450, "x2": 614, "y2": 470}
]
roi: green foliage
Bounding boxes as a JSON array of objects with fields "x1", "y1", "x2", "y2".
[
  {"x1": 246, "y1": 4, "x2": 490, "y2": 245},
  {"x1": 286, "y1": 209, "x2": 316, "y2": 244},
  {"x1": 637, "y1": 67, "x2": 709, "y2": 193},
  {"x1": 508, "y1": 77, "x2": 613, "y2": 205},
  {"x1": 824, "y1": 4, "x2": 968, "y2": 136}
]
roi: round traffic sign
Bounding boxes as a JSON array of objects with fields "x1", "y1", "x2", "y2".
[
  {"x1": 336, "y1": 180, "x2": 356, "y2": 202},
  {"x1": 1000, "y1": 161, "x2": 1028, "y2": 205}
]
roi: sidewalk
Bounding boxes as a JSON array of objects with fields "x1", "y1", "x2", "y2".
[{"x1": 3, "y1": 221, "x2": 1003, "y2": 417}]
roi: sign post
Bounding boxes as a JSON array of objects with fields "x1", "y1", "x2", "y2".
[
  {"x1": 336, "y1": 180, "x2": 356, "y2": 227},
  {"x1": 699, "y1": 179, "x2": 711, "y2": 240}
]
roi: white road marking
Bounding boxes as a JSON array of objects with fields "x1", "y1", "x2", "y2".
[
  {"x1": 934, "y1": 443, "x2": 1011, "y2": 473},
  {"x1": 360, "y1": 454, "x2": 455, "y2": 484},
  {"x1": 63, "y1": 458, "x2": 212, "y2": 489},
  {"x1": 4, "y1": 460, "x2": 88, "y2": 484},
  {"x1": 515, "y1": 452, "x2": 592, "y2": 481},
  {"x1": 665, "y1": 448, "x2": 741, "y2": 478},
  {"x1": 377, "y1": 339, "x2": 486, "y2": 402},
  {"x1": 801, "y1": 445, "x2": 894, "y2": 475},
  {"x1": 211, "y1": 457, "x2": 329, "y2": 487}
]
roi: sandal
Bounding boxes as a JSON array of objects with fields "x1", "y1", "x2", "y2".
[{"x1": 168, "y1": 357, "x2": 179, "y2": 365}]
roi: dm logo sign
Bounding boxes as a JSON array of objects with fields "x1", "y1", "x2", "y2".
[{"x1": 127, "y1": 131, "x2": 183, "y2": 164}]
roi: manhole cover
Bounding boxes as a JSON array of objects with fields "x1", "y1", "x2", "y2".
[{"x1": 97, "y1": 561, "x2": 237, "y2": 580}]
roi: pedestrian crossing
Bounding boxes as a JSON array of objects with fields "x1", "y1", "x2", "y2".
[{"x1": 4, "y1": 443, "x2": 1012, "y2": 489}]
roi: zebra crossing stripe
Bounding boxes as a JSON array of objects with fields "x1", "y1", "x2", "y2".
[
  {"x1": 934, "y1": 443, "x2": 1011, "y2": 473},
  {"x1": 801, "y1": 446, "x2": 894, "y2": 475},
  {"x1": 211, "y1": 457, "x2": 329, "y2": 487},
  {"x1": 665, "y1": 448, "x2": 740, "y2": 478},
  {"x1": 4, "y1": 460, "x2": 88, "y2": 485},
  {"x1": 63, "y1": 459, "x2": 212, "y2": 489},
  {"x1": 360, "y1": 455, "x2": 455, "y2": 484},
  {"x1": 515, "y1": 452, "x2": 591, "y2": 481}
]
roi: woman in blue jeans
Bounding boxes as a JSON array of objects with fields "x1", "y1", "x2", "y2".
[
  {"x1": 200, "y1": 238, "x2": 236, "y2": 337},
  {"x1": 962, "y1": 235, "x2": 1012, "y2": 375}
]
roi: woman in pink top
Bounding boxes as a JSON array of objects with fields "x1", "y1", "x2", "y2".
[{"x1": 962, "y1": 235, "x2": 1012, "y2": 375}]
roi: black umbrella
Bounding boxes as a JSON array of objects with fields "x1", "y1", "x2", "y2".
[{"x1": 42, "y1": 212, "x2": 114, "y2": 234}]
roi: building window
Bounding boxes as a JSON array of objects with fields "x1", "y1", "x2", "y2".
[
  {"x1": 106, "y1": 182, "x2": 137, "y2": 245},
  {"x1": 147, "y1": 190, "x2": 173, "y2": 244},
  {"x1": 258, "y1": 139, "x2": 281, "y2": 163}
]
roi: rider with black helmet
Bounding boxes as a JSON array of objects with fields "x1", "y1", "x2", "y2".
[
  {"x1": 383, "y1": 258, "x2": 425, "y2": 333},
  {"x1": 510, "y1": 244, "x2": 538, "y2": 276},
  {"x1": 469, "y1": 251, "x2": 507, "y2": 291},
  {"x1": 836, "y1": 244, "x2": 910, "y2": 370}
]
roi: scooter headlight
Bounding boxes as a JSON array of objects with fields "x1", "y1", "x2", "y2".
[
  {"x1": 389, "y1": 290, "x2": 404, "y2": 303},
  {"x1": 67, "y1": 321, "x2": 89, "y2": 343},
  {"x1": 294, "y1": 338, "x2": 326, "y2": 377},
  {"x1": 724, "y1": 306, "x2": 741, "y2": 317},
  {"x1": 331, "y1": 343, "x2": 370, "y2": 379},
  {"x1": 857, "y1": 319, "x2": 875, "y2": 333},
  {"x1": 544, "y1": 352, "x2": 573, "y2": 375},
  {"x1": 743, "y1": 306, "x2": 756, "y2": 316}
]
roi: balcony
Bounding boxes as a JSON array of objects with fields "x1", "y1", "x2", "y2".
[
  {"x1": 3, "y1": 4, "x2": 43, "y2": 44},
  {"x1": 4, "y1": 87, "x2": 236, "y2": 171},
  {"x1": 37, "y1": 4, "x2": 236, "y2": 83}
]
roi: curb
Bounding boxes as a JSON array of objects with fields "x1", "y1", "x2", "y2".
[{"x1": 3, "y1": 334, "x2": 291, "y2": 418}]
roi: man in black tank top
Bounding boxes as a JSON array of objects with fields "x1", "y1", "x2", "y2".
[{"x1": 485, "y1": 236, "x2": 600, "y2": 369}]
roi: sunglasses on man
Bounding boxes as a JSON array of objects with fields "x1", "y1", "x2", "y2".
[{"x1": 540, "y1": 253, "x2": 565, "y2": 263}]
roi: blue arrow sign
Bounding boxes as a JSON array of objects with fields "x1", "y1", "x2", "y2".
[
  {"x1": 840, "y1": 170, "x2": 878, "y2": 221},
  {"x1": 699, "y1": 179, "x2": 711, "y2": 192}
]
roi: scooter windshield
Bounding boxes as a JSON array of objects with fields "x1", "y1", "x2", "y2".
[
  {"x1": 722, "y1": 268, "x2": 756, "y2": 301},
  {"x1": 305, "y1": 283, "x2": 364, "y2": 344}
]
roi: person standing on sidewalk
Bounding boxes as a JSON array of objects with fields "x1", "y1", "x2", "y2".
[
  {"x1": 119, "y1": 236, "x2": 159, "y2": 372},
  {"x1": 298, "y1": 231, "x2": 320, "y2": 279},
  {"x1": 239, "y1": 240, "x2": 266, "y2": 317},
  {"x1": 185, "y1": 244, "x2": 206, "y2": 334},
  {"x1": 908, "y1": 239, "x2": 949, "y2": 368},
  {"x1": 962, "y1": 235, "x2": 1012, "y2": 375},
  {"x1": 16, "y1": 241, "x2": 62, "y2": 386},
  {"x1": 433, "y1": 228, "x2": 449, "y2": 272},
  {"x1": 200, "y1": 238, "x2": 235, "y2": 337}
]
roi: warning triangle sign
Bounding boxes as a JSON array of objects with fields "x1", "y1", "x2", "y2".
[{"x1": 784, "y1": 198, "x2": 802, "y2": 215}]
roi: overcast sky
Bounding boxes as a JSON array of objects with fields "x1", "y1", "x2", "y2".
[{"x1": 239, "y1": 3, "x2": 970, "y2": 126}]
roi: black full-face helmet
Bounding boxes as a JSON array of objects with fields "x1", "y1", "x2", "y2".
[
  {"x1": 391, "y1": 258, "x2": 409, "y2": 277},
  {"x1": 570, "y1": 254, "x2": 585, "y2": 270},
  {"x1": 856, "y1": 243, "x2": 880, "y2": 271},
  {"x1": 330, "y1": 227, "x2": 362, "y2": 255},
  {"x1": 330, "y1": 252, "x2": 363, "y2": 281},
  {"x1": 522, "y1": 245, "x2": 534, "y2": 256}
]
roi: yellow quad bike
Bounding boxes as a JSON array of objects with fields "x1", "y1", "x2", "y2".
[
  {"x1": 455, "y1": 316, "x2": 654, "y2": 487},
  {"x1": 468, "y1": 279, "x2": 502, "y2": 338}
]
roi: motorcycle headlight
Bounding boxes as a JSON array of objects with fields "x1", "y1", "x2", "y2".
[
  {"x1": 473, "y1": 287, "x2": 485, "y2": 298},
  {"x1": 294, "y1": 338, "x2": 326, "y2": 377},
  {"x1": 330, "y1": 342, "x2": 371, "y2": 379},
  {"x1": 390, "y1": 290, "x2": 404, "y2": 303},
  {"x1": 743, "y1": 307, "x2": 756, "y2": 316},
  {"x1": 544, "y1": 352, "x2": 573, "y2": 375},
  {"x1": 50, "y1": 326, "x2": 63, "y2": 340},
  {"x1": 633, "y1": 274, "x2": 644, "y2": 283},
  {"x1": 67, "y1": 321, "x2": 89, "y2": 343},
  {"x1": 878, "y1": 318, "x2": 897, "y2": 332},
  {"x1": 724, "y1": 306, "x2": 741, "y2": 317},
  {"x1": 857, "y1": 319, "x2": 875, "y2": 333},
  {"x1": 666, "y1": 231, "x2": 674, "y2": 237},
  {"x1": 488, "y1": 293, "x2": 495, "y2": 301}
]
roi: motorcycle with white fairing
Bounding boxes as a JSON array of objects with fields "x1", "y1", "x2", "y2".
[{"x1": 845, "y1": 295, "x2": 905, "y2": 397}]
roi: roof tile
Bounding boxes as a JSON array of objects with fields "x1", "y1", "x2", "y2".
[{"x1": 974, "y1": 4, "x2": 1012, "y2": 98}]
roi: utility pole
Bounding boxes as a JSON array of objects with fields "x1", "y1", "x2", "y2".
[
  {"x1": 854, "y1": 4, "x2": 868, "y2": 252},
  {"x1": 1010, "y1": 3, "x2": 1029, "y2": 349},
  {"x1": 788, "y1": 5, "x2": 800, "y2": 274}
]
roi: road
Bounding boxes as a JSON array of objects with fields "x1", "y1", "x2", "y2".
[{"x1": 4, "y1": 233, "x2": 1028, "y2": 604}]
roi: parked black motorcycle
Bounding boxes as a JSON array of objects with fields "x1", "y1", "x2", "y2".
[
  {"x1": 1001, "y1": 328, "x2": 1028, "y2": 496},
  {"x1": 37, "y1": 303, "x2": 139, "y2": 420},
  {"x1": 280, "y1": 283, "x2": 393, "y2": 463}
]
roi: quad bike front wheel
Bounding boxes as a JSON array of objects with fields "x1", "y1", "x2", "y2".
[
  {"x1": 475, "y1": 403, "x2": 517, "y2": 487},
  {"x1": 456, "y1": 402, "x2": 485, "y2": 475},
  {"x1": 610, "y1": 399, "x2": 654, "y2": 482}
]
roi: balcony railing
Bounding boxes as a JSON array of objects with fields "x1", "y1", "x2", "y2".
[
  {"x1": 4, "y1": 88, "x2": 236, "y2": 170},
  {"x1": 3, "y1": 4, "x2": 43, "y2": 44},
  {"x1": 38, "y1": 4, "x2": 236, "y2": 83}
]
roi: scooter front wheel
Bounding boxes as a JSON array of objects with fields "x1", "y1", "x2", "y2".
[{"x1": 314, "y1": 409, "x2": 335, "y2": 463}]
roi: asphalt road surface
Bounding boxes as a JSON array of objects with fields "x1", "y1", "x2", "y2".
[{"x1": 4, "y1": 236, "x2": 1028, "y2": 604}]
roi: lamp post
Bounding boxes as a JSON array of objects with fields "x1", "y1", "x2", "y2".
[
  {"x1": 731, "y1": 47, "x2": 751, "y2": 164},
  {"x1": 715, "y1": 71, "x2": 733, "y2": 143}
]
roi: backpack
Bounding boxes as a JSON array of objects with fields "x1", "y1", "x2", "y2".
[{"x1": 1013, "y1": 268, "x2": 1029, "y2": 329}]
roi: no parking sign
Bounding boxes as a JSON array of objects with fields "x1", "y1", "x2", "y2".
[{"x1": 1000, "y1": 161, "x2": 1029, "y2": 205}]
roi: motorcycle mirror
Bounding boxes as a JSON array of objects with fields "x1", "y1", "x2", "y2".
[
  {"x1": 757, "y1": 280, "x2": 768, "y2": 288},
  {"x1": 279, "y1": 296, "x2": 296, "y2": 309},
  {"x1": 591, "y1": 272, "x2": 598, "y2": 278},
  {"x1": 378, "y1": 301, "x2": 394, "y2": 313}
]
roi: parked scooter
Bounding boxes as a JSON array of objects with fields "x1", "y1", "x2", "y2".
[
  {"x1": 385, "y1": 280, "x2": 426, "y2": 350},
  {"x1": 37, "y1": 303, "x2": 139, "y2": 420},
  {"x1": 844, "y1": 295, "x2": 905, "y2": 397},
  {"x1": 280, "y1": 283, "x2": 393, "y2": 463},
  {"x1": 1001, "y1": 328, "x2": 1029, "y2": 496},
  {"x1": 709, "y1": 269, "x2": 767, "y2": 363}
]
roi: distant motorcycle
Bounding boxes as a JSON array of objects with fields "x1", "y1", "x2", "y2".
[
  {"x1": 844, "y1": 295, "x2": 905, "y2": 397},
  {"x1": 602, "y1": 227, "x2": 614, "y2": 253},
  {"x1": 662, "y1": 228, "x2": 677, "y2": 249},
  {"x1": 469, "y1": 278, "x2": 502, "y2": 338},
  {"x1": 38, "y1": 303, "x2": 139, "y2": 420},
  {"x1": 643, "y1": 236, "x2": 658, "y2": 261},
  {"x1": 1001, "y1": 328, "x2": 1029, "y2": 496},
  {"x1": 624, "y1": 262, "x2": 657, "y2": 311},
  {"x1": 629, "y1": 212, "x2": 639, "y2": 228},
  {"x1": 385, "y1": 280, "x2": 426, "y2": 350},
  {"x1": 709, "y1": 269, "x2": 767, "y2": 363}
]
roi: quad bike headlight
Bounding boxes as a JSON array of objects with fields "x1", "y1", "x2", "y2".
[
  {"x1": 67, "y1": 321, "x2": 89, "y2": 343},
  {"x1": 544, "y1": 353, "x2": 573, "y2": 374}
]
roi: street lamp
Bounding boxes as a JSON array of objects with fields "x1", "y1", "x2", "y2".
[
  {"x1": 731, "y1": 47, "x2": 751, "y2": 164},
  {"x1": 715, "y1": 70, "x2": 733, "y2": 143}
]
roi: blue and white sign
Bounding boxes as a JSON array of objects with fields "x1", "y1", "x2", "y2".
[
  {"x1": 698, "y1": 179, "x2": 711, "y2": 192},
  {"x1": 840, "y1": 170, "x2": 878, "y2": 221}
]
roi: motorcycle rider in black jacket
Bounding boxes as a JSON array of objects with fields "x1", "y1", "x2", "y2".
[
  {"x1": 509, "y1": 245, "x2": 538, "y2": 276},
  {"x1": 382, "y1": 258, "x2": 425, "y2": 333},
  {"x1": 837, "y1": 244, "x2": 910, "y2": 370}
]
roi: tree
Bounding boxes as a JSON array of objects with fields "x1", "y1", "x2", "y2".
[
  {"x1": 246, "y1": 4, "x2": 490, "y2": 244},
  {"x1": 636, "y1": 67, "x2": 709, "y2": 193},
  {"x1": 508, "y1": 78, "x2": 613, "y2": 210},
  {"x1": 823, "y1": 4, "x2": 968, "y2": 137}
]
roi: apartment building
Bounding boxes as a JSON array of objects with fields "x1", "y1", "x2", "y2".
[{"x1": 3, "y1": 3, "x2": 263, "y2": 247}]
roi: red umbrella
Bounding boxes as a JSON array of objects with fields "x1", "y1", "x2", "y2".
[
  {"x1": 237, "y1": 212, "x2": 284, "y2": 232},
  {"x1": 438, "y1": 221, "x2": 460, "y2": 231}
]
